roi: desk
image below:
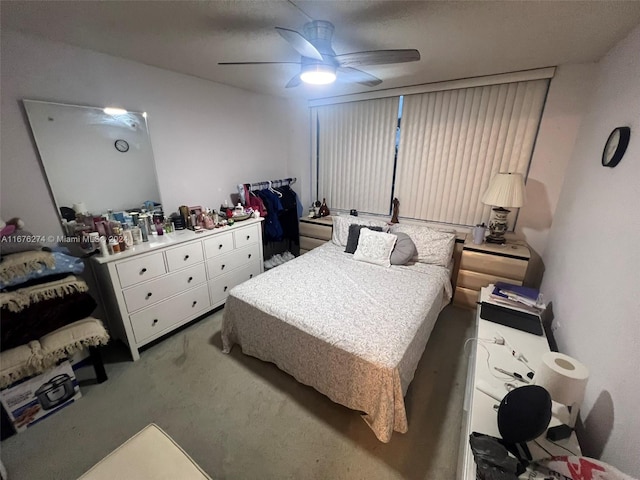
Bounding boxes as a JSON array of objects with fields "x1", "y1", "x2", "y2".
[{"x1": 457, "y1": 287, "x2": 581, "y2": 479}]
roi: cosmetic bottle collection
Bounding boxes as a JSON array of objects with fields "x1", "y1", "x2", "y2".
[{"x1": 64, "y1": 200, "x2": 258, "y2": 257}]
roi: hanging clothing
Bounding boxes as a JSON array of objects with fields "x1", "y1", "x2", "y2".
[
  {"x1": 276, "y1": 186, "x2": 300, "y2": 246},
  {"x1": 257, "y1": 190, "x2": 284, "y2": 242}
]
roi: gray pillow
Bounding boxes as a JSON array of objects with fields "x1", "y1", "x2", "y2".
[
  {"x1": 345, "y1": 225, "x2": 383, "y2": 254},
  {"x1": 390, "y1": 232, "x2": 417, "y2": 265}
]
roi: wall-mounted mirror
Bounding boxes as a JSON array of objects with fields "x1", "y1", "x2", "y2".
[{"x1": 23, "y1": 100, "x2": 161, "y2": 221}]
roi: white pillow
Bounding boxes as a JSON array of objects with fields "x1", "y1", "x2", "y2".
[
  {"x1": 390, "y1": 224, "x2": 455, "y2": 266},
  {"x1": 332, "y1": 215, "x2": 389, "y2": 247},
  {"x1": 353, "y1": 228, "x2": 397, "y2": 267}
]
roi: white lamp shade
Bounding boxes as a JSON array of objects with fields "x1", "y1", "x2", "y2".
[{"x1": 482, "y1": 173, "x2": 525, "y2": 208}]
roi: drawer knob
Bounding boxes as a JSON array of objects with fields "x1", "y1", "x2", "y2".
[
  {"x1": 140, "y1": 268, "x2": 147, "y2": 274},
  {"x1": 223, "y1": 286, "x2": 228, "y2": 292},
  {"x1": 249, "y1": 274, "x2": 253, "y2": 279},
  {"x1": 221, "y1": 264, "x2": 225, "y2": 270},
  {"x1": 248, "y1": 254, "x2": 252, "y2": 259},
  {"x1": 188, "y1": 276, "x2": 193, "y2": 283},
  {"x1": 152, "y1": 319, "x2": 158, "y2": 326},
  {"x1": 218, "y1": 244, "x2": 223, "y2": 249},
  {"x1": 146, "y1": 292, "x2": 153, "y2": 299},
  {"x1": 246, "y1": 235, "x2": 250, "y2": 240},
  {"x1": 184, "y1": 254, "x2": 190, "y2": 261},
  {"x1": 192, "y1": 301, "x2": 197, "y2": 307}
]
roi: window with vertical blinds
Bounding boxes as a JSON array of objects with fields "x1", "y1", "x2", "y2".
[
  {"x1": 313, "y1": 97, "x2": 399, "y2": 215},
  {"x1": 311, "y1": 74, "x2": 550, "y2": 226},
  {"x1": 394, "y1": 79, "x2": 549, "y2": 226}
]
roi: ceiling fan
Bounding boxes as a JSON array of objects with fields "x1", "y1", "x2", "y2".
[{"x1": 219, "y1": 20, "x2": 420, "y2": 88}]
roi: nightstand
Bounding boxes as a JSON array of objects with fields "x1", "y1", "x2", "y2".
[
  {"x1": 454, "y1": 237, "x2": 530, "y2": 309},
  {"x1": 299, "y1": 216, "x2": 333, "y2": 254}
]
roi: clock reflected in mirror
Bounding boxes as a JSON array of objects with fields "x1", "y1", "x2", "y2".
[{"x1": 602, "y1": 126, "x2": 630, "y2": 168}]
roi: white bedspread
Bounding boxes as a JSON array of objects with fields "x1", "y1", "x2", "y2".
[{"x1": 222, "y1": 242, "x2": 452, "y2": 442}]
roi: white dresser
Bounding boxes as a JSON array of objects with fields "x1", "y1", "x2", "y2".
[{"x1": 92, "y1": 218, "x2": 263, "y2": 360}]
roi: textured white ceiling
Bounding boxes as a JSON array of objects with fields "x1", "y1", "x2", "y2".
[{"x1": 3, "y1": 1, "x2": 640, "y2": 100}]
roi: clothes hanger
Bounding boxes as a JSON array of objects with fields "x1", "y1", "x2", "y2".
[{"x1": 269, "y1": 181, "x2": 282, "y2": 197}]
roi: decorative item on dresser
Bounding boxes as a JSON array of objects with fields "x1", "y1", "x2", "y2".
[
  {"x1": 92, "y1": 218, "x2": 263, "y2": 360},
  {"x1": 454, "y1": 236, "x2": 530, "y2": 309},
  {"x1": 299, "y1": 216, "x2": 333, "y2": 255}
]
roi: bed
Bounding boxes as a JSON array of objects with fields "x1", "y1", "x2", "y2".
[{"x1": 222, "y1": 219, "x2": 455, "y2": 442}]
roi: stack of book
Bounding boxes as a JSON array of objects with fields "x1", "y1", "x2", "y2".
[{"x1": 489, "y1": 282, "x2": 545, "y2": 315}]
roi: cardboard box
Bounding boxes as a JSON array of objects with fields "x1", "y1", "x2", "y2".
[{"x1": 0, "y1": 361, "x2": 81, "y2": 433}]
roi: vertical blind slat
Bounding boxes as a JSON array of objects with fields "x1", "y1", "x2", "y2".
[
  {"x1": 314, "y1": 97, "x2": 399, "y2": 214},
  {"x1": 395, "y1": 79, "x2": 548, "y2": 226}
]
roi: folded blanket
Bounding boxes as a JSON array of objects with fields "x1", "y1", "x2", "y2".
[
  {"x1": 0, "y1": 275, "x2": 89, "y2": 312},
  {"x1": 0, "y1": 317, "x2": 110, "y2": 389},
  {"x1": 0, "y1": 250, "x2": 84, "y2": 289},
  {"x1": 0, "y1": 251, "x2": 55, "y2": 284},
  {"x1": 1, "y1": 291, "x2": 97, "y2": 352}
]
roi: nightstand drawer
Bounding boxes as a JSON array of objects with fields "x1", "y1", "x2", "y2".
[
  {"x1": 299, "y1": 221, "x2": 332, "y2": 241},
  {"x1": 454, "y1": 286, "x2": 480, "y2": 310},
  {"x1": 457, "y1": 269, "x2": 523, "y2": 291},
  {"x1": 300, "y1": 236, "x2": 327, "y2": 251},
  {"x1": 460, "y1": 250, "x2": 527, "y2": 279}
]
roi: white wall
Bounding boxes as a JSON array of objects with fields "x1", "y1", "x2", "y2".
[
  {"x1": 1, "y1": 31, "x2": 293, "y2": 235},
  {"x1": 541, "y1": 24, "x2": 640, "y2": 477},
  {"x1": 517, "y1": 63, "x2": 596, "y2": 286}
]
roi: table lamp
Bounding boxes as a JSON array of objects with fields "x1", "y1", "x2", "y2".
[{"x1": 481, "y1": 173, "x2": 525, "y2": 244}]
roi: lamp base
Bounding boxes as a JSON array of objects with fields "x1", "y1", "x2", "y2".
[{"x1": 487, "y1": 207, "x2": 511, "y2": 244}]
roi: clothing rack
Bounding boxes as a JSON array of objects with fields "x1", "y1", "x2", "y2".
[{"x1": 247, "y1": 177, "x2": 296, "y2": 191}]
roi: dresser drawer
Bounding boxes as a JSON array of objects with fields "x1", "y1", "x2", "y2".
[
  {"x1": 299, "y1": 221, "x2": 332, "y2": 241},
  {"x1": 204, "y1": 232, "x2": 234, "y2": 258},
  {"x1": 460, "y1": 250, "x2": 527, "y2": 280},
  {"x1": 454, "y1": 286, "x2": 480, "y2": 310},
  {"x1": 165, "y1": 242, "x2": 204, "y2": 272},
  {"x1": 123, "y1": 263, "x2": 207, "y2": 313},
  {"x1": 206, "y1": 243, "x2": 260, "y2": 280},
  {"x1": 130, "y1": 283, "x2": 211, "y2": 343},
  {"x1": 457, "y1": 269, "x2": 523, "y2": 291},
  {"x1": 116, "y1": 252, "x2": 166, "y2": 288},
  {"x1": 209, "y1": 260, "x2": 261, "y2": 305},
  {"x1": 234, "y1": 224, "x2": 260, "y2": 249},
  {"x1": 300, "y1": 236, "x2": 327, "y2": 251}
]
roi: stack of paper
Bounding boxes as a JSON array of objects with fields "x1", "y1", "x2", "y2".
[{"x1": 490, "y1": 282, "x2": 545, "y2": 314}]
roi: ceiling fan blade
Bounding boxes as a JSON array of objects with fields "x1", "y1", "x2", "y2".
[
  {"x1": 218, "y1": 61, "x2": 301, "y2": 65},
  {"x1": 338, "y1": 67, "x2": 382, "y2": 87},
  {"x1": 334, "y1": 49, "x2": 420, "y2": 68},
  {"x1": 275, "y1": 27, "x2": 324, "y2": 61},
  {"x1": 285, "y1": 74, "x2": 302, "y2": 88}
]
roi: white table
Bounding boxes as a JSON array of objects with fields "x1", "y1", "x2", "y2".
[{"x1": 457, "y1": 287, "x2": 581, "y2": 479}]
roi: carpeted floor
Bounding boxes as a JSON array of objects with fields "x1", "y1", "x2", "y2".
[{"x1": 0, "y1": 304, "x2": 474, "y2": 480}]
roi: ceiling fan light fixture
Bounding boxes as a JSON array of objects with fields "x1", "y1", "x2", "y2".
[{"x1": 300, "y1": 63, "x2": 336, "y2": 85}]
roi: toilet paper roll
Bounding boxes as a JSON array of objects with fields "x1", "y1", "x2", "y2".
[{"x1": 534, "y1": 352, "x2": 589, "y2": 407}]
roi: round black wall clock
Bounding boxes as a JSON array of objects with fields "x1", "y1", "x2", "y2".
[
  {"x1": 114, "y1": 139, "x2": 130, "y2": 153},
  {"x1": 602, "y1": 126, "x2": 630, "y2": 168}
]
